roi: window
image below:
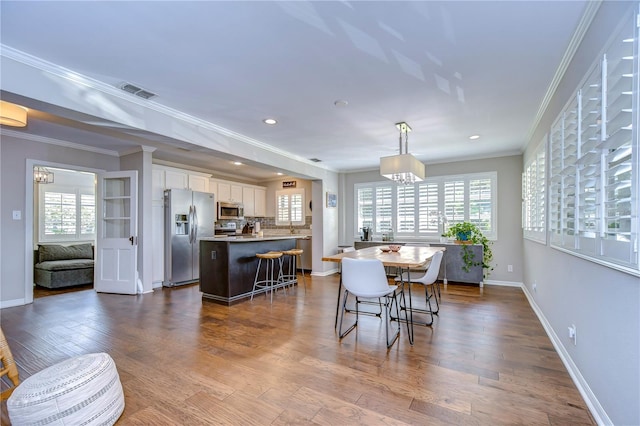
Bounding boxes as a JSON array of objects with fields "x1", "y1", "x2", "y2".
[
  {"x1": 547, "y1": 10, "x2": 638, "y2": 272},
  {"x1": 39, "y1": 171, "x2": 96, "y2": 242},
  {"x1": 275, "y1": 189, "x2": 305, "y2": 226},
  {"x1": 523, "y1": 139, "x2": 546, "y2": 243},
  {"x1": 354, "y1": 171, "x2": 497, "y2": 240}
]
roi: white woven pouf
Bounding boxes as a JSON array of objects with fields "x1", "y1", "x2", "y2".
[{"x1": 7, "y1": 352, "x2": 125, "y2": 425}]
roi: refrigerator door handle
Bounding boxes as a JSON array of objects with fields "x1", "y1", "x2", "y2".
[
  {"x1": 192, "y1": 205, "x2": 199, "y2": 243},
  {"x1": 188, "y1": 205, "x2": 194, "y2": 244}
]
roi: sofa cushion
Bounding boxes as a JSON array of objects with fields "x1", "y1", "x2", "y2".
[
  {"x1": 35, "y1": 259, "x2": 95, "y2": 272},
  {"x1": 38, "y1": 243, "x2": 93, "y2": 262}
]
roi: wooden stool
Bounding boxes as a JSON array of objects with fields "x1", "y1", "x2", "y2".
[
  {"x1": 281, "y1": 249, "x2": 306, "y2": 291},
  {"x1": 251, "y1": 251, "x2": 284, "y2": 303}
]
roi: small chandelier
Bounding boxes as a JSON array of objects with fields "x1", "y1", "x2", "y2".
[
  {"x1": 380, "y1": 122, "x2": 425, "y2": 184},
  {"x1": 34, "y1": 167, "x2": 54, "y2": 184},
  {"x1": 0, "y1": 100, "x2": 28, "y2": 127}
]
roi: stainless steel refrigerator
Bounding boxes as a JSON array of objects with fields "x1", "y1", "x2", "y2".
[{"x1": 163, "y1": 189, "x2": 215, "y2": 287}]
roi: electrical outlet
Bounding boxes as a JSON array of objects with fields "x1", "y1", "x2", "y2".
[
  {"x1": 12, "y1": 210, "x2": 21, "y2": 220},
  {"x1": 568, "y1": 324, "x2": 577, "y2": 345},
  {"x1": 533, "y1": 281, "x2": 537, "y2": 292},
  {"x1": 507, "y1": 264, "x2": 513, "y2": 272}
]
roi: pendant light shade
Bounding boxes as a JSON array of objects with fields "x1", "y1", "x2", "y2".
[
  {"x1": 380, "y1": 122, "x2": 425, "y2": 184},
  {"x1": 0, "y1": 100, "x2": 28, "y2": 127}
]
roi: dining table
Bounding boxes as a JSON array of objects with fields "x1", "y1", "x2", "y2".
[{"x1": 322, "y1": 245, "x2": 446, "y2": 345}]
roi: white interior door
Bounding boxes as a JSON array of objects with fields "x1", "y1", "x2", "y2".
[{"x1": 95, "y1": 170, "x2": 138, "y2": 294}]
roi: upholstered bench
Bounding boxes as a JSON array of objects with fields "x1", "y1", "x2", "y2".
[{"x1": 34, "y1": 243, "x2": 94, "y2": 289}]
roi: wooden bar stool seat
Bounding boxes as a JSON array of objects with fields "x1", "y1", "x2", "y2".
[{"x1": 251, "y1": 251, "x2": 284, "y2": 303}]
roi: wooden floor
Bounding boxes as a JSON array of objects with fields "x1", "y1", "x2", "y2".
[{"x1": 1, "y1": 275, "x2": 594, "y2": 425}]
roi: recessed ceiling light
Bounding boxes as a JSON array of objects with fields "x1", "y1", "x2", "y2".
[
  {"x1": 469, "y1": 134, "x2": 480, "y2": 140},
  {"x1": 276, "y1": 172, "x2": 284, "y2": 176},
  {"x1": 233, "y1": 161, "x2": 242, "y2": 166},
  {"x1": 334, "y1": 99, "x2": 348, "y2": 107},
  {"x1": 263, "y1": 118, "x2": 277, "y2": 125}
]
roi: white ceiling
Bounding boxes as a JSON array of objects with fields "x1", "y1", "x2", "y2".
[{"x1": 0, "y1": 1, "x2": 590, "y2": 181}]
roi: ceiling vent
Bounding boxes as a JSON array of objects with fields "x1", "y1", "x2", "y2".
[
  {"x1": 309, "y1": 158, "x2": 322, "y2": 162},
  {"x1": 119, "y1": 83, "x2": 157, "y2": 100}
]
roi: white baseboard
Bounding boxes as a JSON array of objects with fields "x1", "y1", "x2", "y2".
[
  {"x1": 521, "y1": 285, "x2": 610, "y2": 425},
  {"x1": 483, "y1": 279, "x2": 523, "y2": 287},
  {"x1": 0, "y1": 298, "x2": 27, "y2": 309},
  {"x1": 152, "y1": 281, "x2": 163, "y2": 289},
  {"x1": 310, "y1": 268, "x2": 339, "y2": 277}
]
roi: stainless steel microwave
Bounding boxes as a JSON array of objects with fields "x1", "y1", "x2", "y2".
[{"x1": 218, "y1": 202, "x2": 244, "y2": 220}]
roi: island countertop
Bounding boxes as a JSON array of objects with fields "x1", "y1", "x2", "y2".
[{"x1": 200, "y1": 235, "x2": 309, "y2": 242}]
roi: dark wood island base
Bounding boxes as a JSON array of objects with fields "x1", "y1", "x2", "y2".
[{"x1": 199, "y1": 237, "x2": 301, "y2": 305}]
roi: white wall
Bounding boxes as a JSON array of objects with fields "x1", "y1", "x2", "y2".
[
  {"x1": 522, "y1": 2, "x2": 639, "y2": 424},
  {"x1": 341, "y1": 155, "x2": 524, "y2": 284}
]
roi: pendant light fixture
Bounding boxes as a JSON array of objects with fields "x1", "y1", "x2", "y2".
[
  {"x1": 34, "y1": 167, "x2": 54, "y2": 184},
  {"x1": 0, "y1": 100, "x2": 28, "y2": 127},
  {"x1": 380, "y1": 122, "x2": 425, "y2": 184}
]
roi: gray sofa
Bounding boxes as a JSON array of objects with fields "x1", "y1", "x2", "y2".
[{"x1": 34, "y1": 243, "x2": 94, "y2": 289}]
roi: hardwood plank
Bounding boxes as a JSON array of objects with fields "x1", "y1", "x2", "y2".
[{"x1": 0, "y1": 276, "x2": 594, "y2": 425}]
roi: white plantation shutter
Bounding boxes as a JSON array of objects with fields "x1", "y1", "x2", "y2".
[
  {"x1": 355, "y1": 172, "x2": 496, "y2": 240},
  {"x1": 44, "y1": 191, "x2": 76, "y2": 236},
  {"x1": 397, "y1": 185, "x2": 416, "y2": 232},
  {"x1": 375, "y1": 186, "x2": 393, "y2": 233},
  {"x1": 600, "y1": 14, "x2": 637, "y2": 266},
  {"x1": 443, "y1": 180, "x2": 465, "y2": 225},
  {"x1": 417, "y1": 182, "x2": 439, "y2": 233},
  {"x1": 40, "y1": 188, "x2": 96, "y2": 242},
  {"x1": 357, "y1": 187, "x2": 374, "y2": 231},
  {"x1": 469, "y1": 177, "x2": 493, "y2": 235},
  {"x1": 275, "y1": 189, "x2": 305, "y2": 225},
  {"x1": 80, "y1": 193, "x2": 96, "y2": 236},
  {"x1": 523, "y1": 141, "x2": 546, "y2": 243},
  {"x1": 547, "y1": 8, "x2": 638, "y2": 272}
]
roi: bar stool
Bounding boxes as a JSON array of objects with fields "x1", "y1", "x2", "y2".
[
  {"x1": 251, "y1": 251, "x2": 284, "y2": 303},
  {"x1": 281, "y1": 249, "x2": 306, "y2": 291}
]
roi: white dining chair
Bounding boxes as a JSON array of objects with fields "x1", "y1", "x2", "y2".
[
  {"x1": 338, "y1": 258, "x2": 401, "y2": 348},
  {"x1": 395, "y1": 249, "x2": 444, "y2": 320}
]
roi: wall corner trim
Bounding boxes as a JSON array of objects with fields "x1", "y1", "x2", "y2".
[{"x1": 0, "y1": 298, "x2": 27, "y2": 309}]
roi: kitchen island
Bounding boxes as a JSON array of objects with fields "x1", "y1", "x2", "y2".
[{"x1": 199, "y1": 235, "x2": 308, "y2": 305}]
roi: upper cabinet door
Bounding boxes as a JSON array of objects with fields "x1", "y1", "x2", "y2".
[
  {"x1": 165, "y1": 169, "x2": 188, "y2": 190},
  {"x1": 243, "y1": 187, "x2": 255, "y2": 216},
  {"x1": 217, "y1": 183, "x2": 231, "y2": 202},
  {"x1": 254, "y1": 188, "x2": 266, "y2": 217},
  {"x1": 188, "y1": 175, "x2": 209, "y2": 192}
]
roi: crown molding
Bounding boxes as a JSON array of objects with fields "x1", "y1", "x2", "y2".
[
  {"x1": 526, "y1": 0, "x2": 602, "y2": 145},
  {"x1": 0, "y1": 128, "x2": 119, "y2": 157},
  {"x1": 1, "y1": 45, "x2": 333, "y2": 171}
]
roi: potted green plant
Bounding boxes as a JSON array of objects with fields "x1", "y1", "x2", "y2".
[{"x1": 442, "y1": 221, "x2": 494, "y2": 278}]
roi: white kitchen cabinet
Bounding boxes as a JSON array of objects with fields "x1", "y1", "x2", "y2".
[
  {"x1": 217, "y1": 182, "x2": 243, "y2": 202},
  {"x1": 164, "y1": 169, "x2": 188, "y2": 190},
  {"x1": 188, "y1": 174, "x2": 209, "y2": 192},
  {"x1": 243, "y1": 187, "x2": 255, "y2": 216},
  {"x1": 254, "y1": 188, "x2": 266, "y2": 217},
  {"x1": 208, "y1": 179, "x2": 217, "y2": 196},
  {"x1": 152, "y1": 202, "x2": 165, "y2": 286},
  {"x1": 152, "y1": 168, "x2": 165, "y2": 201}
]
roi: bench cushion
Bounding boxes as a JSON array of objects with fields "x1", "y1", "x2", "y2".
[
  {"x1": 35, "y1": 259, "x2": 95, "y2": 271},
  {"x1": 38, "y1": 243, "x2": 93, "y2": 262}
]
